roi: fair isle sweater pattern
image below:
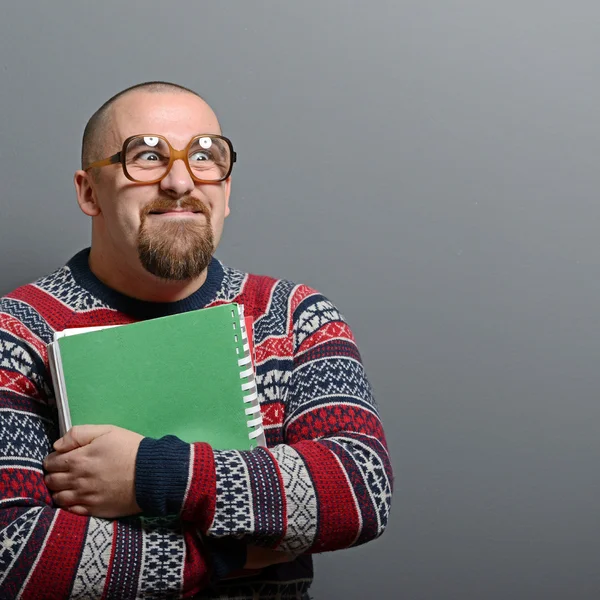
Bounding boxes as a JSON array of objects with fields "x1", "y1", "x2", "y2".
[{"x1": 0, "y1": 249, "x2": 392, "y2": 599}]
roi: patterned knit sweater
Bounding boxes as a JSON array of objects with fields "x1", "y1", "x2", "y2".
[{"x1": 0, "y1": 249, "x2": 393, "y2": 599}]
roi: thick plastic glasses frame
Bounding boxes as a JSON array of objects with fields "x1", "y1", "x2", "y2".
[{"x1": 84, "y1": 133, "x2": 237, "y2": 184}]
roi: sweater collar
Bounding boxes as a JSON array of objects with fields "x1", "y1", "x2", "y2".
[{"x1": 66, "y1": 248, "x2": 225, "y2": 320}]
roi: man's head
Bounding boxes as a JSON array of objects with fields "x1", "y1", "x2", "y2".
[{"x1": 74, "y1": 82, "x2": 232, "y2": 287}]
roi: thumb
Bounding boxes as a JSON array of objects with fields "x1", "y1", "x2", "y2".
[{"x1": 54, "y1": 425, "x2": 114, "y2": 452}]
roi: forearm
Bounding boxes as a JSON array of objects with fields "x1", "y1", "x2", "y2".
[
  {"x1": 134, "y1": 292, "x2": 394, "y2": 553},
  {"x1": 0, "y1": 378, "x2": 214, "y2": 595},
  {"x1": 0, "y1": 502, "x2": 218, "y2": 598},
  {"x1": 135, "y1": 421, "x2": 392, "y2": 554},
  {"x1": 207, "y1": 429, "x2": 392, "y2": 553}
]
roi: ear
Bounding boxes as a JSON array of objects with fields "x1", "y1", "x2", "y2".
[
  {"x1": 223, "y1": 177, "x2": 232, "y2": 218},
  {"x1": 74, "y1": 170, "x2": 101, "y2": 217}
]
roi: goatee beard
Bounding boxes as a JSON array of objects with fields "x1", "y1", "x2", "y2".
[{"x1": 137, "y1": 197, "x2": 214, "y2": 281}]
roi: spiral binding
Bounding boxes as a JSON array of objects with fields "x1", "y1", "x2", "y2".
[{"x1": 232, "y1": 304, "x2": 265, "y2": 447}]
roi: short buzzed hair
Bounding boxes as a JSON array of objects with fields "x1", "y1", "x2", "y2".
[{"x1": 81, "y1": 81, "x2": 206, "y2": 169}]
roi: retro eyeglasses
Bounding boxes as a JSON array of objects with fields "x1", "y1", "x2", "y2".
[{"x1": 84, "y1": 134, "x2": 236, "y2": 184}]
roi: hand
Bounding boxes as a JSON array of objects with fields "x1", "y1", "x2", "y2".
[
  {"x1": 245, "y1": 546, "x2": 295, "y2": 569},
  {"x1": 44, "y1": 425, "x2": 144, "y2": 518}
]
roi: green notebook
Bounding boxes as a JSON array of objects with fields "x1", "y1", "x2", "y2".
[{"x1": 47, "y1": 303, "x2": 265, "y2": 450}]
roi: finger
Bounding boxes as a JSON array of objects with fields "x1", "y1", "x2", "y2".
[
  {"x1": 52, "y1": 490, "x2": 82, "y2": 508},
  {"x1": 245, "y1": 546, "x2": 295, "y2": 569},
  {"x1": 44, "y1": 472, "x2": 73, "y2": 492},
  {"x1": 44, "y1": 451, "x2": 73, "y2": 473},
  {"x1": 67, "y1": 505, "x2": 89, "y2": 517},
  {"x1": 54, "y1": 425, "x2": 114, "y2": 452},
  {"x1": 53, "y1": 488, "x2": 95, "y2": 508}
]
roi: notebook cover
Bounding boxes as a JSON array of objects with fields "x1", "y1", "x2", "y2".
[{"x1": 54, "y1": 304, "x2": 258, "y2": 450}]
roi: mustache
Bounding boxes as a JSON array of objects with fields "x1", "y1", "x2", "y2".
[{"x1": 140, "y1": 196, "x2": 210, "y2": 218}]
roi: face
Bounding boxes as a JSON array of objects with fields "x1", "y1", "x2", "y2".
[{"x1": 75, "y1": 91, "x2": 231, "y2": 281}]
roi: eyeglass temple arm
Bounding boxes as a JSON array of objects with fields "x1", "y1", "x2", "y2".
[{"x1": 85, "y1": 152, "x2": 122, "y2": 171}]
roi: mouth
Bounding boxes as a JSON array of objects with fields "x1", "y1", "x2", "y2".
[{"x1": 148, "y1": 209, "x2": 204, "y2": 216}]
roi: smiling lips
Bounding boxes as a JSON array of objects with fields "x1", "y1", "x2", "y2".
[
  {"x1": 149, "y1": 209, "x2": 203, "y2": 217},
  {"x1": 143, "y1": 195, "x2": 210, "y2": 220}
]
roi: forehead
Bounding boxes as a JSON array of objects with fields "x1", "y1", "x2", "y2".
[{"x1": 108, "y1": 91, "x2": 221, "y2": 149}]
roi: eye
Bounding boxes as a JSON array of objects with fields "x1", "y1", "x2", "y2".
[
  {"x1": 138, "y1": 151, "x2": 162, "y2": 161},
  {"x1": 190, "y1": 151, "x2": 210, "y2": 162}
]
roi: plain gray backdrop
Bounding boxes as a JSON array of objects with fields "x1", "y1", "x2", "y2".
[{"x1": 1, "y1": 1, "x2": 600, "y2": 598}]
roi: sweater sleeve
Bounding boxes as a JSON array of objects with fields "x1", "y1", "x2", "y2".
[
  {"x1": 135, "y1": 288, "x2": 393, "y2": 554},
  {"x1": 0, "y1": 303, "x2": 215, "y2": 598}
]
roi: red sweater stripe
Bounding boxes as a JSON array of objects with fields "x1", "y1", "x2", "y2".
[
  {"x1": 254, "y1": 336, "x2": 293, "y2": 364},
  {"x1": 7, "y1": 286, "x2": 75, "y2": 331},
  {"x1": 296, "y1": 320, "x2": 356, "y2": 354},
  {"x1": 294, "y1": 441, "x2": 360, "y2": 552},
  {"x1": 289, "y1": 284, "x2": 317, "y2": 314},
  {"x1": 181, "y1": 442, "x2": 217, "y2": 531},
  {"x1": 261, "y1": 401, "x2": 285, "y2": 428},
  {"x1": 20, "y1": 511, "x2": 88, "y2": 600},
  {"x1": 0, "y1": 313, "x2": 47, "y2": 359},
  {"x1": 0, "y1": 372, "x2": 44, "y2": 401}
]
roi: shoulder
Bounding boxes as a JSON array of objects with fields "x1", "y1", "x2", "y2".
[
  {"x1": 0, "y1": 263, "x2": 85, "y2": 343},
  {"x1": 217, "y1": 261, "x2": 348, "y2": 334},
  {"x1": 2, "y1": 263, "x2": 77, "y2": 306},
  {"x1": 218, "y1": 261, "x2": 327, "y2": 313}
]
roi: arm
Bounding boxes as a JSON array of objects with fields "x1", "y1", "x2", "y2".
[
  {"x1": 47, "y1": 288, "x2": 393, "y2": 555},
  {"x1": 136, "y1": 288, "x2": 393, "y2": 554},
  {"x1": 0, "y1": 305, "x2": 215, "y2": 598}
]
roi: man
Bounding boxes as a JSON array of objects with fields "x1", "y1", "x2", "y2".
[{"x1": 0, "y1": 81, "x2": 392, "y2": 599}]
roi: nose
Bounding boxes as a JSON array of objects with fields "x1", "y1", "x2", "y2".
[{"x1": 159, "y1": 158, "x2": 195, "y2": 198}]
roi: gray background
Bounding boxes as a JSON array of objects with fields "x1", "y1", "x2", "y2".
[{"x1": 1, "y1": 1, "x2": 599, "y2": 598}]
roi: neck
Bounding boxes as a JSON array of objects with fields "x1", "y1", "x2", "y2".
[{"x1": 88, "y1": 245, "x2": 208, "y2": 303}]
